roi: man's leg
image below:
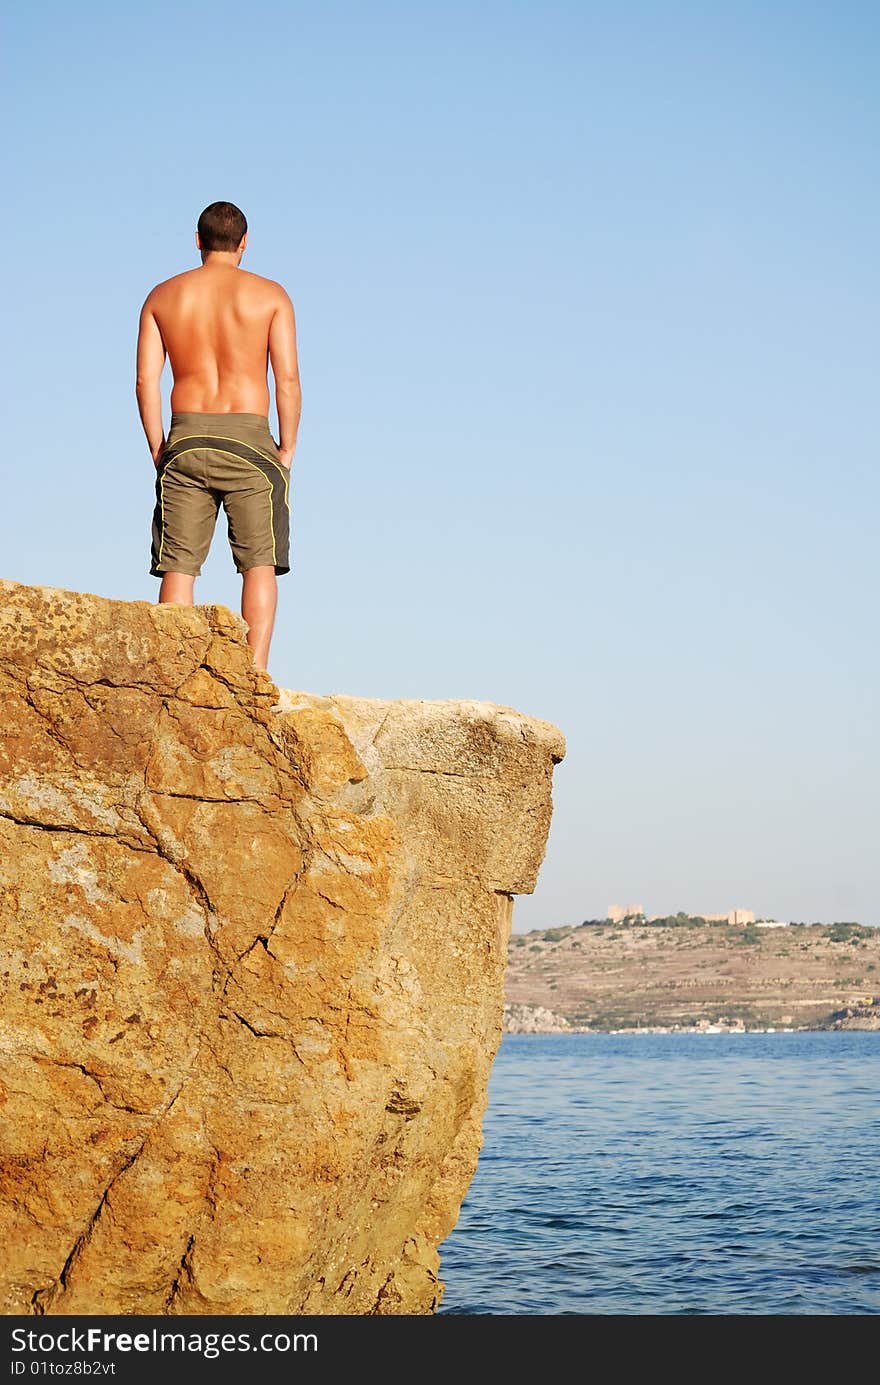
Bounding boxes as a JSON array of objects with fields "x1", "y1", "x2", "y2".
[
  {"x1": 241, "y1": 566, "x2": 277, "y2": 671},
  {"x1": 158, "y1": 572, "x2": 196, "y2": 605}
]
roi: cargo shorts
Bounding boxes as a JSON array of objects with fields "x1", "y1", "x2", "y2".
[{"x1": 150, "y1": 412, "x2": 291, "y2": 577}]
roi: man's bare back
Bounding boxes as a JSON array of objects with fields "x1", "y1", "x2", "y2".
[
  {"x1": 136, "y1": 201, "x2": 301, "y2": 673},
  {"x1": 148, "y1": 264, "x2": 286, "y2": 415},
  {"x1": 137, "y1": 238, "x2": 300, "y2": 462}
]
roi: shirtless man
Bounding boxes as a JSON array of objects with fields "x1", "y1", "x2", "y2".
[{"x1": 136, "y1": 201, "x2": 301, "y2": 671}]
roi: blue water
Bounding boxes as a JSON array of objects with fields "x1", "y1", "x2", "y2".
[{"x1": 439, "y1": 1032, "x2": 880, "y2": 1314}]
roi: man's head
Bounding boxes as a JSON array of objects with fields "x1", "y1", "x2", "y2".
[{"x1": 196, "y1": 201, "x2": 248, "y2": 263}]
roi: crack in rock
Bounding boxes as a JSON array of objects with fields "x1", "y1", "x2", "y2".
[{"x1": 30, "y1": 1080, "x2": 184, "y2": 1314}]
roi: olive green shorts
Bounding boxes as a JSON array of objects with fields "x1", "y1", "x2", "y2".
[{"x1": 150, "y1": 412, "x2": 291, "y2": 578}]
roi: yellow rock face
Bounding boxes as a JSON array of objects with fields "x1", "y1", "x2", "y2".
[{"x1": 0, "y1": 580, "x2": 564, "y2": 1315}]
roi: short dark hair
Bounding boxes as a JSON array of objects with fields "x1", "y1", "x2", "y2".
[{"x1": 197, "y1": 201, "x2": 247, "y2": 252}]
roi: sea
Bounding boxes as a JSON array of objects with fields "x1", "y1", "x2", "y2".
[{"x1": 438, "y1": 1032, "x2": 880, "y2": 1315}]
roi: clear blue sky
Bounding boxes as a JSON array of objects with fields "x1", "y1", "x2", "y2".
[{"x1": 2, "y1": 2, "x2": 877, "y2": 928}]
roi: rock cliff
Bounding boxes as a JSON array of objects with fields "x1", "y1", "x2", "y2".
[
  {"x1": 0, "y1": 580, "x2": 564, "y2": 1315},
  {"x1": 502, "y1": 1003, "x2": 571, "y2": 1034},
  {"x1": 825, "y1": 1000, "x2": 880, "y2": 1031}
]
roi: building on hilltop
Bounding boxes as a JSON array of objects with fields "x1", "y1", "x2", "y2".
[{"x1": 619, "y1": 905, "x2": 761, "y2": 924}]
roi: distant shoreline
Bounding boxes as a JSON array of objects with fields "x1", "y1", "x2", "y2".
[
  {"x1": 504, "y1": 1024, "x2": 880, "y2": 1036},
  {"x1": 504, "y1": 920, "x2": 880, "y2": 1034}
]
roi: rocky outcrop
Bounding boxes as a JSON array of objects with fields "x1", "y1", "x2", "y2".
[
  {"x1": 502, "y1": 1003, "x2": 571, "y2": 1034},
  {"x1": 0, "y1": 580, "x2": 564, "y2": 1316},
  {"x1": 825, "y1": 1000, "x2": 880, "y2": 1031}
]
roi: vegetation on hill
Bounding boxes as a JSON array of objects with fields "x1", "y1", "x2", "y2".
[{"x1": 506, "y1": 919, "x2": 879, "y2": 1031}]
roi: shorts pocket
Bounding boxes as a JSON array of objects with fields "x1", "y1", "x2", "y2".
[{"x1": 271, "y1": 438, "x2": 291, "y2": 472}]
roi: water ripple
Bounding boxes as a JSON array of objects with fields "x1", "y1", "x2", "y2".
[{"x1": 439, "y1": 1032, "x2": 880, "y2": 1315}]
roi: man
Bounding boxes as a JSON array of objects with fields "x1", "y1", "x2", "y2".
[{"x1": 136, "y1": 201, "x2": 301, "y2": 671}]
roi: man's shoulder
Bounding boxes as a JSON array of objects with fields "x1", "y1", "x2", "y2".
[
  {"x1": 142, "y1": 268, "x2": 200, "y2": 304},
  {"x1": 141, "y1": 267, "x2": 292, "y2": 311},
  {"x1": 237, "y1": 269, "x2": 292, "y2": 302}
]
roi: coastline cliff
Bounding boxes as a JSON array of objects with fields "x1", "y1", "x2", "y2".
[{"x1": 0, "y1": 579, "x2": 564, "y2": 1315}]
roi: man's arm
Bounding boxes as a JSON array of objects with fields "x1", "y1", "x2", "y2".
[
  {"x1": 135, "y1": 297, "x2": 167, "y2": 464},
  {"x1": 268, "y1": 290, "x2": 301, "y2": 469}
]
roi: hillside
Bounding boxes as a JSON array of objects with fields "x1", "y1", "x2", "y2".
[{"x1": 505, "y1": 920, "x2": 880, "y2": 1031}]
